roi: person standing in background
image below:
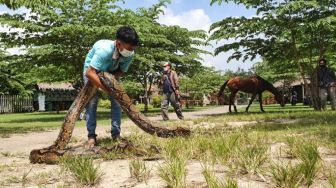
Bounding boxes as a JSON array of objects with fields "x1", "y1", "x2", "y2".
[
  {"x1": 160, "y1": 62, "x2": 184, "y2": 121},
  {"x1": 317, "y1": 58, "x2": 336, "y2": 110}
]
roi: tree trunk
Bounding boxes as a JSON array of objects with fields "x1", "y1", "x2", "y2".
[
  {"x1": 143, "y1": 73, "x2": 154, "y2": 112},
  {"x1": 309, "y1": 68, "x2": 321, "y2": 110},
  {"x1": 144, "y1": 89, "x2": 149, "y2": 112},
  {"x1": 143, "y1": 75, "x2": 149, "y2": 112},
  {"x1": 291, "y1": 30, "x2": 319, "y2": 109},
  {"x1": 146, "y1": 77, "x2": 154, "y2": 112}
]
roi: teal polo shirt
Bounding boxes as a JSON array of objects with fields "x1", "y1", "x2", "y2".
[{"x1": 83, "y1": 40, "x2": 134, "y2": 74}]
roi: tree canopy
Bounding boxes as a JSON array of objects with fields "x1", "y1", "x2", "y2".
[
  {"x1": 0, "y1": 0, "x2": 208, "y2": 97},
  {"x1": 209, "y1": 0, "x2": 336, "y2": 109}
]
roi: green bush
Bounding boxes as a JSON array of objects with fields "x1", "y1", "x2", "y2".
[
  {"x1": 136, "y1": 103, "x2": 154, "y2": 111},
  {"x1": 99, "y1": 100, "x2": 155, "y2": 110},
  {"x1": 151, "y1": 95, "x2": 162, "y2": 108},
  {"x1": 98, "y1": 99, "x2": 111, "y2": 109}
]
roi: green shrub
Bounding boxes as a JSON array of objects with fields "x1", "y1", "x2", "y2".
[
  {"x1": 151, "y1": 95, "x2": 162, "y2": 108},
  {"x1": 98, "y1": 99, "x2": 111, "y2": 109},
  {"x1": 135, "y1": 103, "x2": 154, "y2": 110}
]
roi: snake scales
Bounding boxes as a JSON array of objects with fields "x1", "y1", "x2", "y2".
[{"x1": 30, "y1": 72, "x2": 191, "y2": 164}]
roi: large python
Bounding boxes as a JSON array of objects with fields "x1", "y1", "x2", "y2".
[{"x1": 30, "y1": 72, "x2": 191, "y2": 164}]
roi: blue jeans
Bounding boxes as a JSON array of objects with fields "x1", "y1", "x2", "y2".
[{"x1": 84, "y1": 76, "x2": 122, "y2": 139}]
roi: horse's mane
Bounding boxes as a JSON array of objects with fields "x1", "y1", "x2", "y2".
[
  {"x1": 253, "y1": 75, "x2": 279, "y2": 95},
  {"x1": 254, "y1": 75, "x2": 272, "y2": 86}
]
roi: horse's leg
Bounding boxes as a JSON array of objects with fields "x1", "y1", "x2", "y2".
[
  {"x1": 246, "y1": 93, "x2": 257, "y2": 112},
  {"x1": 229, "y1": 91, "x2": 232, "y2": 113},
  {"x1": 230, "y1": 91, "x2": 238, "y2": 113},
  {"x1": 234, "y1": 99, "x2": 238, "y2": 113},
  {"x1": 258, "y1": 92, "x2": 265, "y2": 112}
]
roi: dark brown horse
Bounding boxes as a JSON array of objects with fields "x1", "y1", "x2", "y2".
[{"x1": 218, "y1": 75, "x2": 285, "y2": 113}]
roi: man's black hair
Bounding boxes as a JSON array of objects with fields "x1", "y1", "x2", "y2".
[
  {"x1": 319, "y1": 58, "x2": 327, "y2": 64},
  {"x1": 116, "y1": 26, "x2": 139, "y2": 46}
]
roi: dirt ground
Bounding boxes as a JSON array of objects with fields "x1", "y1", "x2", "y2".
[
  {"x1": 0, "y1": 106, "x2": 235, "y2": 188},
  {"x1": 0, "y1": 105, "x2": 335, "y2": 188}
]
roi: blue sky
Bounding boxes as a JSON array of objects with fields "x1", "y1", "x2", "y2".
[
  {"x1": 117, "y1": 0, "x2": 256, "y2": 21},
  {"x1": 0, "y1": 0, "x2": 260, "y2": 71},
  {"x1": 116, "y1": 0, "x2": 260, "y2": 71}
]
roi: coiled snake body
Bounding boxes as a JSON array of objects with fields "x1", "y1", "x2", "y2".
[{"x1": 29, "y1": 72, "x2": 190, "y2": 164}]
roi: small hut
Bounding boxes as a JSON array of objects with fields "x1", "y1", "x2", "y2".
[
  {"x1": 273, "y1": 78, "x2": 311, "y2": 103},
  {"x1": 34, "y1": 83, "x2": 77, "y2": 111}
]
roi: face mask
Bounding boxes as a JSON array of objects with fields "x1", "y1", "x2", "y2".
[
  {"x1": 320, "y1": 64, "x2": 326, "y2": 68},
  {"x1": 119, "y1": 48, "x2": 134, "y2": 57}
]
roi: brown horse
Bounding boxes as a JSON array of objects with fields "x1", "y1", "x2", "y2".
[{"x1": 218, "y1": 75, "x2": 284, "y2": 113}]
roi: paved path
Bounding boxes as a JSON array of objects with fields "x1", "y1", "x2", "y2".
[{"x1": 0, "y1": 106, "x2": 235, "y2": 154}]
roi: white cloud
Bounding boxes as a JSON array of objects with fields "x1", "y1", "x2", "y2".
[
  {"x1": 158, "y1": 8, "x2": 211, "y2": 31},
  {"x1": 0, "y1": 9, "x2": 33, "y2": 56},
  {"x1": 6, "y1": 47, "x2": 26, "y2": 55},
  {"x1": 1, "y1": 5, "x2": 259, "y2": 71},
  {"x1": 157, "y1": 8, "x2": 258, "y2": 71},
  {"x1": 201, "y1": 47, "x2": 261, "y2": 72},
  {"x1": 145, "y1": 0, "x2": 182, "y2": 4},
  {"x1": 200, "y1": 39, "x2": 261, "y2": 71}
]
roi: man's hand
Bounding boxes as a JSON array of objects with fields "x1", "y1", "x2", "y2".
[{"x1": 86, "y1": 66, "x2": 111, "y2": 94}]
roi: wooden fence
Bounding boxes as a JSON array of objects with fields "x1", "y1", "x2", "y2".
[{"x1": 0, "y1": 95, "x2": 34, "y2": 113}]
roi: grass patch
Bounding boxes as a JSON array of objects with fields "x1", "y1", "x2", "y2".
[
  {"x1": 0, "y1": 105, "x2": 208, "y2": 136},
  {"x1": 129, "y1": 158, "x2": 151, "y2": 183},
  {"x1": 5, "y1": 168, "x2": 32, "y2": 186},
  {"x1": 328, "y1": 168, "x2": 336, "y2": 188},
  {"x1": 59, "y1": 155, "x2": 103, "y2": 186},
  {"x1": 294, "y1": 140, "x2": 321, "y2": 187},
  {"x1": 229, "y1": 135, "x2": 268, "y2": 176},
  {"x1": 270, "y1": 138, "x2": 321, "y2": 187},
  {"x1": 32, "y1": 171, "x2": 55, "y2": 186},
  {"x1": 201, "y1": 162, "x2": 225, "y2": 188},
  {"x1": 158, "y1": 138, "x2": 191, "y2": 188},
  {"x1": 271, "y1": 162, "x2": 303, "y2": 188},
  {"x1": 225, "y1": 178, "x2": 239, "y2": 188},
  {"x1": 158, "y1": 157, "x2": 188, "y2": 188},
  {"x1": 2, "y1": 103, "x2": 335, "y2": 186},
  {"x1": 98, "y1": 136, "x2": 160, "y2": 160}
]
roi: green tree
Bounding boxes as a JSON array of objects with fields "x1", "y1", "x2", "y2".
[
  {"x1": 0, "y1": 50, "x2": 31, "y2": 95},
  {"x1": 180, "y1": 67, "x2": 226, "y2": 101},
  {"x1": 0, "y1": 0, "x2": 208, "y2": 108},
  {"x1": 209, "y1": 0, "x2": 336, "y2": 109},
  {"x1": 251, "y1": 60, "x2": 297, "y2": 84},
  {"x1": 1, "y1": 0, "x2": 123, "y2": 84}
]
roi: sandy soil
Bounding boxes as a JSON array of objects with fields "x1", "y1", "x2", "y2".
[
  {"x1": 0, "y1": 105, "x2": 335, "y2": 188},
  {"x1": 0, "y1": 106, "x2": 235, "y2": 187}
]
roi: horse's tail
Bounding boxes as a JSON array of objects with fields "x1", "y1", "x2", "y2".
[{"x1": 218, "y1": 80, "x2": 229, "y2": 98}]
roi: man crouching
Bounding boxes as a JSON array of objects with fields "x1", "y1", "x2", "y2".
[{"x1": 83, "y1": 26, "x2": 139, "y2": 148}]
